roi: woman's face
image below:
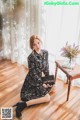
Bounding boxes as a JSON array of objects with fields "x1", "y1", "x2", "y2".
[{"x1": 33, "y1": 39, "x2": 41, "y2": 52}]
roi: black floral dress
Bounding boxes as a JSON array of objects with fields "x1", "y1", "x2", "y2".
[{"x1": 20, "y1": 49, "x2": 54, "y2": 101}]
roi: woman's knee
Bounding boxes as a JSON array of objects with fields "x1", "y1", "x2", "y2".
[{"x1": 45, "y1": 94, "x2": 50, "y2": 102}]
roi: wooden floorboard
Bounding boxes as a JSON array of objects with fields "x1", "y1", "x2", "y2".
[{"x1": 0, "y1": 59, "x2": 80, "y2": 120}]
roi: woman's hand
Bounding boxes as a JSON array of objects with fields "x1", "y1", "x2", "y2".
[
  {"x1": 46, "y1": 84, "x2": 53, "y2": 88},
  {"x1": 43, "y1": 83, "x2": 53, "y2": 88},
  {"x1": 43, "y1": 84, "x2": 48, "y2": 88}
]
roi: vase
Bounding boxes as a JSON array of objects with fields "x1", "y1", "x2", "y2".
[
  {"x1": 67, "y1": 58, "x2": 76, "y2": 69},
  {"x1": 63, "y1": 57, "x2": 76, "y2": 69}
]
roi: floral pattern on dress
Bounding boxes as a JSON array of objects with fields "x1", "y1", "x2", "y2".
[{"x1": 20, "y1": 49, "x2": 52, "y2": 101}]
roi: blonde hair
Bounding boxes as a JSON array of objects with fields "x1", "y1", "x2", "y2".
[{"x1": 29, "y1": 35, "x2": 41, "y2": 50}]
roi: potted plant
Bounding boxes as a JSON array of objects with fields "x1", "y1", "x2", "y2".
[{"x1": 61, "y1": 42, "x2": 80, "y2": 68}]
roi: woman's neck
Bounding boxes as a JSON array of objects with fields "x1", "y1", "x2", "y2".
[{"x1": 34, "y1": 49, "x2": 41, "y2": 54}]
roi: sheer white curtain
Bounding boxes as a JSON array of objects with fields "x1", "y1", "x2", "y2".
[
  {"x1": 43, "y1": 4, "x2": 80, "y2": 86},
  {"x1": 1, "y1": 0, "x2": 45, "y2": 66}
]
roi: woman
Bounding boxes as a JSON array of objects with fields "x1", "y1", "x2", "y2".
[{"x1": 13, "y1": 35, "x2": 54, "y2": 118}]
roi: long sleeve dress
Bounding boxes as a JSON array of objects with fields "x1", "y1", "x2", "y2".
[{"x1": 20, "y1": 49, "x2": 54, "y2": 101}]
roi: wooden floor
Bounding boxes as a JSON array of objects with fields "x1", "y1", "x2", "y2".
[{"x1": 0, "y1": 60, "x2": 80, "y2": 120}]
